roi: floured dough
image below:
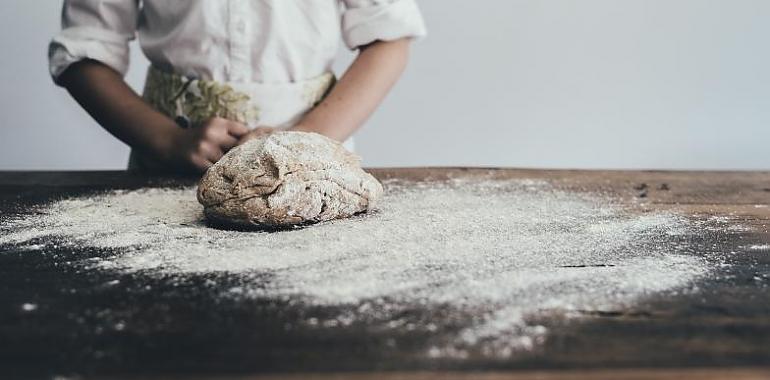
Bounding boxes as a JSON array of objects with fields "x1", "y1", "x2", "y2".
[{"x1": 197, "y1": 131, "x2": 383, "y2": 228}]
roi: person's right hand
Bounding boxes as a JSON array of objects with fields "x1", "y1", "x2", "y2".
[{"x1": 156, "y1": 117, "x2": 249, "y2": 173}]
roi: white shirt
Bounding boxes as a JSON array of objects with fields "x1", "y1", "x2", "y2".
[{"x1": 49, "y1": 0, "x2": 427, "y2": 84}]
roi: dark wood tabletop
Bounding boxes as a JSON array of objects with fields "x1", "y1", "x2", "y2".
[{"x1": 1, "y1": 169, "x2": 769, "y2": 380}]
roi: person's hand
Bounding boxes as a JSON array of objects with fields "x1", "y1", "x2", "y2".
[
  {"x1": 286, "y1": 123, "x2": 315, "y2": 134},
  {"x1": 154, "y1": 117, "x2": 249, "y2": 173},
  {"x1": 237, "y1": 126, "x2": 276, "y2": 146}
]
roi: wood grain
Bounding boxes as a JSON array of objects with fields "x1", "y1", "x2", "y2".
[
  {"x1": 105, "y1": 368, "x2": 770, "y2": 380},
  {"x1": 1, "y1": 169, "x2": 769, "y2": 379}
]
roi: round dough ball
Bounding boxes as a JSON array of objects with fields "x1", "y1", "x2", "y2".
[{"x1": 197, "y1": 131, "x2": 383, "y2": 228}]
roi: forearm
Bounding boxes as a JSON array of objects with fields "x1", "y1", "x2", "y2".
[
  {"x1": 58, "y1": 60, "x2": 178, "y2": 157},
  {"x1": 293, "y1": 38, "x2": 412, "y2": 141}
]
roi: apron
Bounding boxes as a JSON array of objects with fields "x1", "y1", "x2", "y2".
[{"x1": 129, "y1": 66, "x2": 351, "y2": 172}]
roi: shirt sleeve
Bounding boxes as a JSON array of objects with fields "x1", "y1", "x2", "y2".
[
  {"x1": 341, "y1": 0, "x2": 427, "y2": 50},
  {"x1": 48, "y1": 0, "x2": 140, "y2": 84}
]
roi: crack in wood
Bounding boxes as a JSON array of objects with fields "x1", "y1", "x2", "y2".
[{"x1": 576, "y1": 310, "x2": 654, "y2": 318}]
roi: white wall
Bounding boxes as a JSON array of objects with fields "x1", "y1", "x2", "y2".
[{"x1": 1, "y1": 0, "x2": 769, "y2": 170}]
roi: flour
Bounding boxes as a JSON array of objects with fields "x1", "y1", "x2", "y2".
[{"x1": 0, "y1": 179, "x2": 708, "y2": 357}]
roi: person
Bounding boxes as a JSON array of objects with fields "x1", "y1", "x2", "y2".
[{"x1": 49, "y1": 0, "x2": 426, "y2": 173}]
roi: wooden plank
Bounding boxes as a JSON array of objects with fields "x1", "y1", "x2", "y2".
[
  {"x1": 110, "y1": 368, "x2": 770, "y2": 380},
  {"x1": 1, "y1": 168, "x2": 769, "y2": 206}
]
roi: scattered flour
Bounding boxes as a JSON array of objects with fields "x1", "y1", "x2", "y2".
[
  {"x1": 20, "y1": 303, "x2": 38, "y2": 312},
  {"x1": 0, "y1": 179, "x2": 708, "y2": 357}
]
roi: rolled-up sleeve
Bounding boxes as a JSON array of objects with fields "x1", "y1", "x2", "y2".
[
  {"x1": 48, "y1": 0, "x2": 139, "y2": 84},
  {"x1": 341, "y1": 0, "x2": 427, "y2": 50}
]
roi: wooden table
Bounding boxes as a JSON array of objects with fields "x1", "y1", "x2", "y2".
[{"x1": 1, "y1": 169, "x2": 769, "y2": 380}]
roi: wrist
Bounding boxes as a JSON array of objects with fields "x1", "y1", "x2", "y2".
[
  {"x1": 147, "y1": 121, "x2": 183, "y2": 161},
  {"x1": 288, "y1": 121, "x2": 321, "y2": 134}
]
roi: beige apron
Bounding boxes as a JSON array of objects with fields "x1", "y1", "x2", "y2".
[{"x1": 129, "y1": 66, "x2": 341, "y2": 172}]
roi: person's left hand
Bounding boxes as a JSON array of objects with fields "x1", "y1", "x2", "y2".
[{"x1": 237, "y1": 126, "x2": 276, "y2": 145}]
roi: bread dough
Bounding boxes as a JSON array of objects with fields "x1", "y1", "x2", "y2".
[{"x1": 197, "y1": 131, "x2": 383, "y2": 228}]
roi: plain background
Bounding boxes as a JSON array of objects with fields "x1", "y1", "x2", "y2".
[{"x1": 1, "y1": 0, "x2": 768, "y2": 170}]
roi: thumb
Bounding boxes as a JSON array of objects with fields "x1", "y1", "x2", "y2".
[{"x1": 226, "y1": 121, "x2": 250, "y2": 138}]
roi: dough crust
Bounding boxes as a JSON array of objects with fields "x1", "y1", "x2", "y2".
[{"x1": 197, "y1": 131, "x2": 383, "y2": 227}]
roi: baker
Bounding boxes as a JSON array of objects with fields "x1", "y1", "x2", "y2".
[{"x1": 49, "y1": 0, "x2": 426, "y2": 173}]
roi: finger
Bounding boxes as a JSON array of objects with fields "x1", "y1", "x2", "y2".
[
  {"x1": 201, "y1": 120, "x2": 238, "y2": 146},
  {"x1": 203, "y1": 125, "x2": 239, "y2": 150},
  {"x1": 198, "y1": 124, "x2": 237, "y2": 152},
  {"x1": 199, "y1": 116, "x2": 227, "y2": 129},
  {"x1": 196, "y1": 141, "x2": 225, "y2": 163},
  {"x1": 254, "y1": 127, "x2": 276, "y2": 137},
  {"x1": 226, "y1": 121, "x2": 250, "y2": 138},
  {"x1": 190, "y1": 154, "x2": 214, "y2": 173},
  {"x1": 216, "y1": 133, "x2": 240, "y2": 151},
  {"x1": 237, "y1": 133, "x2": 258, "y2": 146},
  {"x1": 203, "y1": 145, "x2": 225, "y2": 163},
  {"x1": 238, "y1": 127, "x2": 275, "y2": 145}
]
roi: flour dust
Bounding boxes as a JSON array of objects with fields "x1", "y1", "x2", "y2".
[{"x1": 0, "y1": 179, "x2": 708, "y2": 358}]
